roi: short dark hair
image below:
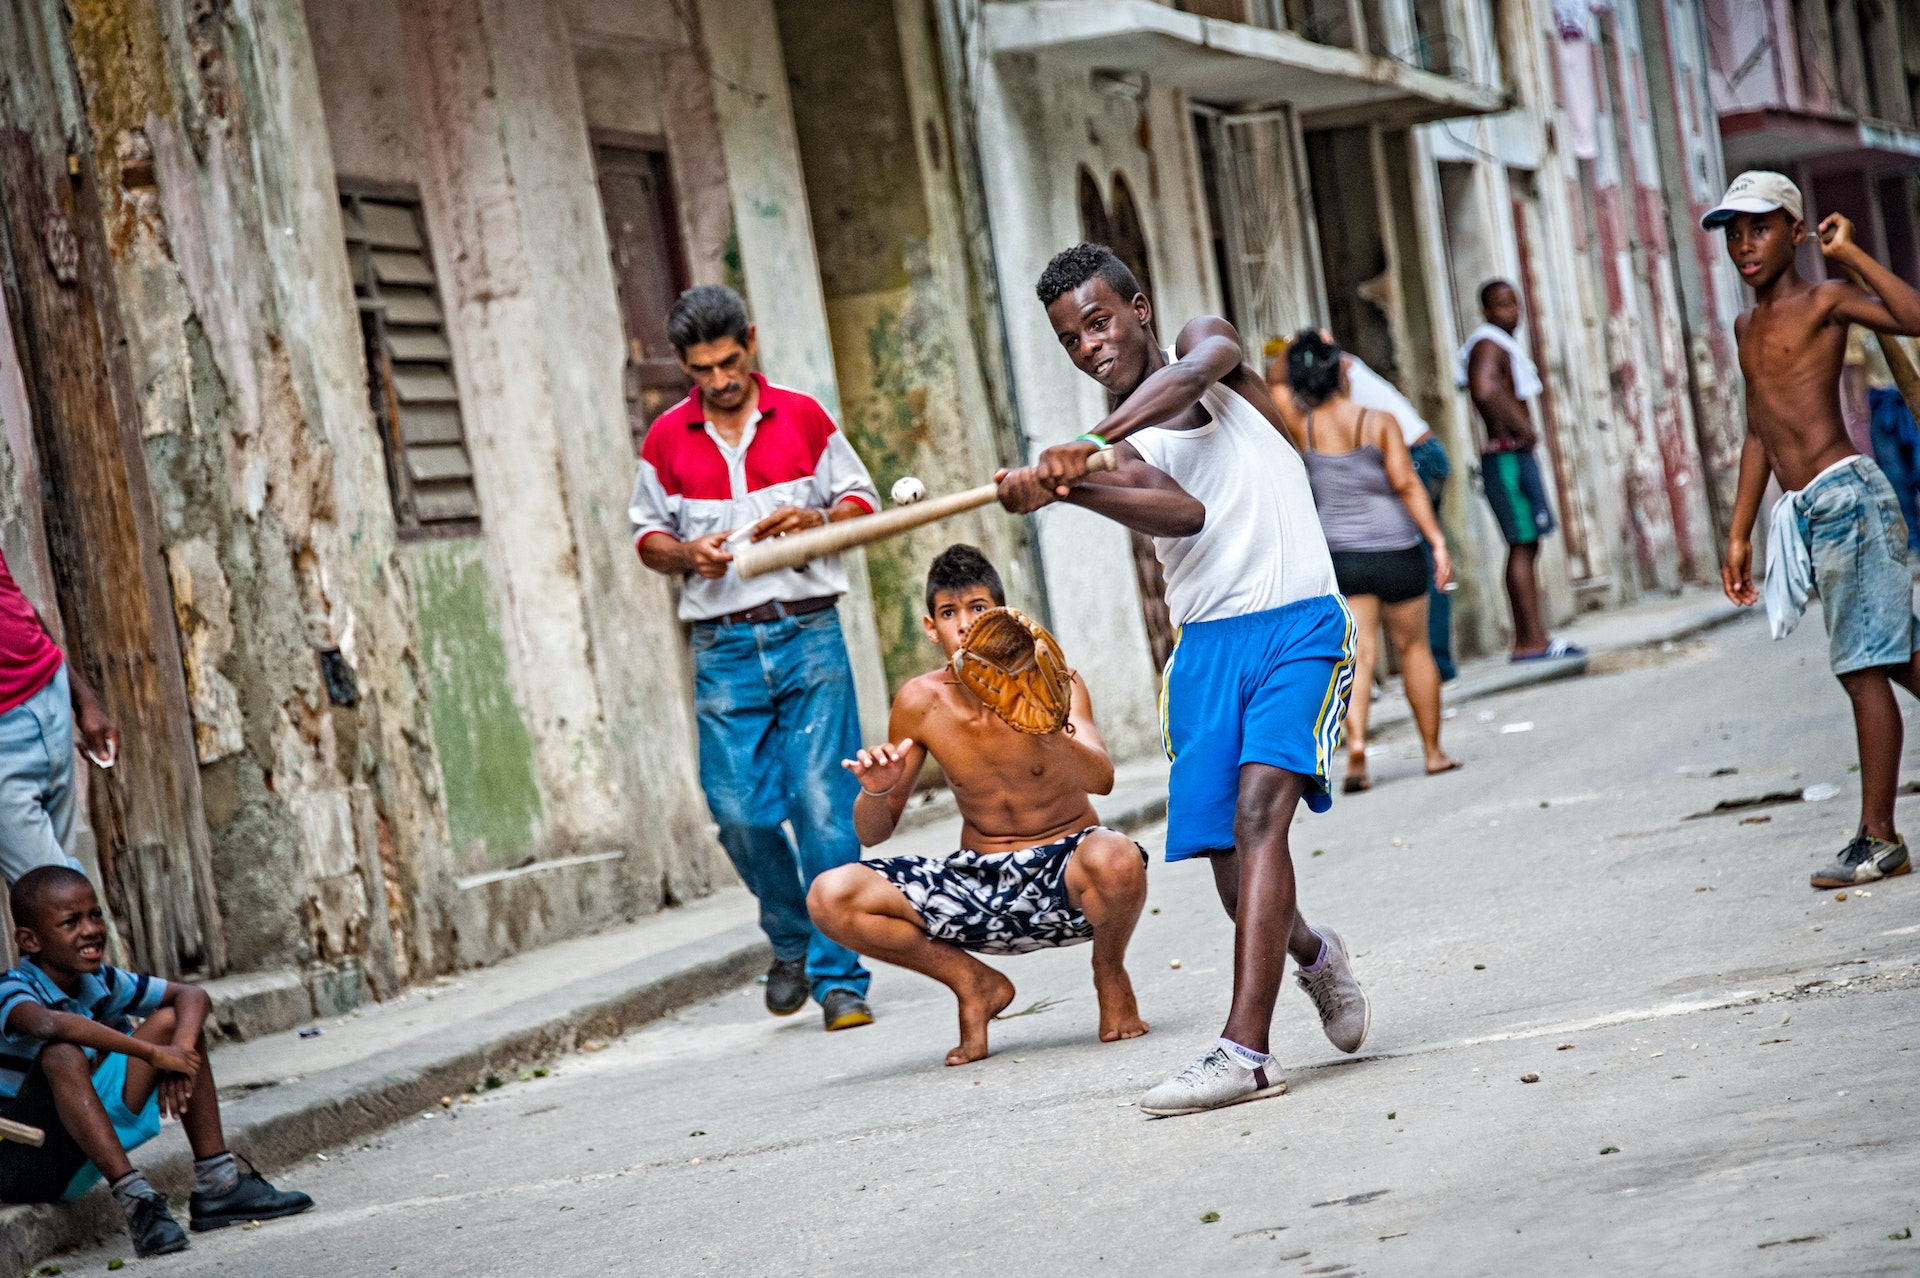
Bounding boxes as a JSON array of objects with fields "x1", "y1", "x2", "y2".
[
  {"x1": 666, "y1": 285, "x2": 751, "y2": 354},
  {"x1": 12, "y1": 865, "x2": 93, "y2": 932},
  {"x1": 1036, "y1": 243, "x2": 1143, "y2": 309},
  {"x1": 925, "y1": 544, "x2": 1005, "y2": 614},
  {"x1": 1285, "y1": 328, "x2": 1343, "y2": 409},
  {"x1": 1479, "y1": 279, "x2": 1516, "y2": 309}
]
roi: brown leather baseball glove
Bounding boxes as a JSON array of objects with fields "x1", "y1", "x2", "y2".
[{"x1": 950, "y1": 606, "x2": 1075, "y2": 735}]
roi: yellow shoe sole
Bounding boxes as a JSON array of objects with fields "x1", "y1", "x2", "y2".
[{"x1": 824, "y1": 1008, "x2": 874, "y2": 1032}]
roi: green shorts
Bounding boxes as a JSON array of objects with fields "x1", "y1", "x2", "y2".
[{"x1": 1481, "y1": 450, "x2": 1556, "y2": 546}]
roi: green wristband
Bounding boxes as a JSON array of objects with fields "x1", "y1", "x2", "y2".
[{"x1": 1074, "y1": 432, "x2": 1109, "y2": 449}]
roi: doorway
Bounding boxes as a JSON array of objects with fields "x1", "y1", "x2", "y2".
[
  {"x1": 1078, "y1": 166, "x2": 1177, "y2": 673},
  {"x1": 592, "y1": 137, "x2": 691, "y2": 452}
]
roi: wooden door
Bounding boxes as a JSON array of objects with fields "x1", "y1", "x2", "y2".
[
  {"x1": 592, "y1": 139, "x2": 691, "y2": 452},
  {"x1": 0, "y1": 0, "x2": 225, "y2": 977}
]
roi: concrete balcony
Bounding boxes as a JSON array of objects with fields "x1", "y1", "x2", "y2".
[
  {"x1": 1720, "y1": 108, "x2": 1920, "y2": 176},
  {"x1": 982, "y1": 0, "x2": 1504, "y2": 127}
]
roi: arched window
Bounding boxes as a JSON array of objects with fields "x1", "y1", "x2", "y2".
[
  {"x1": 1077, "y1": 165, "x2": 1111, "y2": 246},
  {"x1": 1107, "y1": 173, "x2": 1155, "y2": 309}
]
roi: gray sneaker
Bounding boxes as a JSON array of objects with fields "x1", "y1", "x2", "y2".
[
  {"x1": 1138, "y1": 1046, "x2": 1287, "y2": 1116},
  {"x1": 1810, "y1": 834, "x2": 1911, "y2": 889},
  {"x1": 1296, "y1": 929, "x2": 1370, "y2": 1054}
]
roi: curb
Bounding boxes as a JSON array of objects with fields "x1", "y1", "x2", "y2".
[
  {"x1": 0, "y1": 924, "x2": 771, "y2": 1274},
  {"x1": 1372, "y1": 602, "x2": 1751, "y2": 731},
  {"x1": 2, "y1": 789, "x2": 1182, "y2": 1271}
]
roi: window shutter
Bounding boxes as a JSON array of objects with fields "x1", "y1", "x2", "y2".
[{"x1": 340, "y1": 187, "x2": 482, "y2": 532}]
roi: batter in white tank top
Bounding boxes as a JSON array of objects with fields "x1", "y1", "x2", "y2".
[{"x1": 1125, "y1": 354, "x2": 1338, "y2": 627}]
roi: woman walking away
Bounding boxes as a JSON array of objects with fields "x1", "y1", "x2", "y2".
[{"x1": 1284, "y1": 331, "x2": 1460, "y2": 792}]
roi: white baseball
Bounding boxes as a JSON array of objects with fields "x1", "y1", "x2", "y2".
[{"x1": 891, "y1": 476, "x2": 927, "y2": 506}]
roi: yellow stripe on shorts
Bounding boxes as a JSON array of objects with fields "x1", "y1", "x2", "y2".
[
  {"x1": 1313, "y1": 597, "x2": 1358, "y2": 783},
  {"x1": 1158, "y1": 626, "x2": 1182, "y2": 762}
]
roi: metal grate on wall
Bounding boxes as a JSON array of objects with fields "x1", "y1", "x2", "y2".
[{"x1": 340, "y1": 186, "x2": 481, "y2": 533}]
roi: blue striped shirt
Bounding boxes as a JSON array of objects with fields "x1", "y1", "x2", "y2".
[{"x1": 0, "y1": 959, "x2": 167, "y2": 1099}]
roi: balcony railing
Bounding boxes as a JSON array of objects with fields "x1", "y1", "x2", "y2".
[{"x1": 1168, "y1": 0, "x2": 1460, "y2": 77}]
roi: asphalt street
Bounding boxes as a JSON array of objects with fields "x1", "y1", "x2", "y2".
[{"x1": 48, "y1": 607, "x2": 1920, "y2": 1276}]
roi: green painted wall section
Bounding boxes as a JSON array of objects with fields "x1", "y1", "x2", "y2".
[{"x1": 405, "y1": 540, "x2": 541, "y2": 869}]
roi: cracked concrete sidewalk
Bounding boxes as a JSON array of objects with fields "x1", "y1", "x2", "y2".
[{"x1": 0, "y1": 587, "x2": 1747, "y2": 1271}]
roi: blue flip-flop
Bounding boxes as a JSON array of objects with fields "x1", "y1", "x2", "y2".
[{"x1": 1510, "y1": 639, "x2": 1585, "y2": 663}]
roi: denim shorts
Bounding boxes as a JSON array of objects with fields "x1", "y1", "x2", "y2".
[{"x1": 1804, "y1": 457, "x2": 1920, "y2": 675}]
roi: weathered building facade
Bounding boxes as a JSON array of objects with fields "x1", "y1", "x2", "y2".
[
  {"x1": 0, "y1": 0, "x2": 1747, "y2": 1032},
  {"x1": 1405, "y1": 0, "x2": 1745, "y2": 646},
  {"x1": 1705, "y1": 0, "x2": 1920, "y2": 287}
]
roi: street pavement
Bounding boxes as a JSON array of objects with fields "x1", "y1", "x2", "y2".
[{"x1": 47, "y1": 607, "x2": 1920, "y2": 1275}]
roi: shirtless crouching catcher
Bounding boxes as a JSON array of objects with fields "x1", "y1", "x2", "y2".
[{"x1": 807, "y1": 546, "x2": 1166, "y2": 1066}]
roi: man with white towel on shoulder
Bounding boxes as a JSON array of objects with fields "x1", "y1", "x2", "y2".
[{"x1": 1458, "y1": 281, "x2": 1583, "y2": 663}]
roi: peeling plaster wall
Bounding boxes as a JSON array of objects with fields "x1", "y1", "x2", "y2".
[
  {"x1": 64, "y1": 0, "x2": 456, "y2": 988},
  {"x1": 774, "y1": 0, "x2": 1026, "y2": 694},
  {"x1": 307, "y1": 0, "x2": 731, "y2": 967}
]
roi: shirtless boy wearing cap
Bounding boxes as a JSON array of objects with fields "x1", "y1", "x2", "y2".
[{"x1": 1709, "y1": 169, "x2": 1920, "y2": 888}]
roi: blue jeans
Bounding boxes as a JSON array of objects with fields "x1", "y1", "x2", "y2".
[
  {"x1": 1408, "y1": 438, "x2": 1457, "y2": 681},
  {"x1": 692, "y1": 608, "x2": 869, "y2": 1002},
  {"x1": 0, "y1": 663, "x2": 82, "y2": 884},
  {"x1": 1868, "y1": 387, "x2": 1920, "y2": 551}
]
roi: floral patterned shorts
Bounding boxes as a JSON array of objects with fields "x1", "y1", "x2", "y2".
[{"x1": 864, "y1": 826, "x2": 1145, "y2": 956}]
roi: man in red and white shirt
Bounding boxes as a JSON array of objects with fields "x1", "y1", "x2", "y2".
[
  {"x1": 0, "y1": 548, "x2": 117, "y2": 882},
  {"x1": 630, "y1": 286, "x2": 879, "y2": 1033}
]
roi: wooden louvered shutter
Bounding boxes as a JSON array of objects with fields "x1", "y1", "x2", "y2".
[{"x1": 340, "y1": 186, "x2": 481, "y2": 532}]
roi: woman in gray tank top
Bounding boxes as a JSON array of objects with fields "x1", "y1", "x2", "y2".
[{"x1": 1280, "y1": 331, "x2": 1460, "y2": 791}]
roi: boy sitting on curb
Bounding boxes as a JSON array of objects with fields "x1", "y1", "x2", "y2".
[{"x1": 0, "y1": 866, "x2": 311, "y2": 1256}]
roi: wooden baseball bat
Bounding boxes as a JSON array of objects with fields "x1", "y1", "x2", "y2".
[
  {"x1": 0, "y1": 1117, "x2": 45, "y2": 1147},
  {"x1": 734, "y1": 449, "x2": 1117, "y2": 580},
  {"x1": 1821, "y1": 223, "x2": 1920, "y2": 421}
]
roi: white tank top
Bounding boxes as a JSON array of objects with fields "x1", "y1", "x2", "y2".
[{"x1": 1125, "y1": 359, "x2": 1338, "y2": 627}]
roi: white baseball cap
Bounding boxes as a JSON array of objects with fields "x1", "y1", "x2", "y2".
[{"x1": 1700, "y1": 170, "x2": 1804, "y2": 230}]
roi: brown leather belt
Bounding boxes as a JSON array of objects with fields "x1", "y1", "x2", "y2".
[{"x1": 704, "y1": 595, "x2": 838, "y2": 628}]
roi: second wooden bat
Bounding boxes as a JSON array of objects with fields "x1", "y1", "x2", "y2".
[
  {"x1": 0, "y1": 1116, "x2": 45, "y2": 1147},
  {"x1": 733, "y1": 449, "x2": 1116, "y2": 580},
  {"x1": 1821, "y1": 222, "x2": 1920, "y2": 423}
]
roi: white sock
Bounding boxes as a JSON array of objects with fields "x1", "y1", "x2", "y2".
[
  {"x1": 1300, "y1": 933, "x2": 1330, "y2": 972},
  {"x1": 1218, "y1": 1037, "x2": 1270, "y2": 1072}
]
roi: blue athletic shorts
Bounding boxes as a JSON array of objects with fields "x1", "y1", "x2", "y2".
[
  {"x1": 1158, "y1": 595, "x2": 1355, "y2": 862},
  {"x1": 60, "y1": 1052, "x2": 160, "y2": 1201}
]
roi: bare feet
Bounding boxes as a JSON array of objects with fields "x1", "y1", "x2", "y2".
[
  {"x1": 1093, "y1": 962, "x2": 1149, "y2": 1043},
  {"x1": 1425, "y1": 755, "x2": 1463, "y2": 775},
  {"x1": 947, "y1": 965, "x2": 1016, "y2": 1066}
]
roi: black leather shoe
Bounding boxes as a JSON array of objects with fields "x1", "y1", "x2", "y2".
[
  {"x1": 765, "y1": 958, "x2": 809, "y2": 1016},
  {"x1": 126, "y1": 1189, "x2": 189, "y2": 1257},
  {"x1": 821, "y1": 988, "x2": 874, "y2": 1032},
  {"x1": 189, "y1": 1157, "x2": 314, "y2": 1232}
]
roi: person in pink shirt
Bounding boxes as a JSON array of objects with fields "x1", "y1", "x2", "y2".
[{"x1": 0, "y1": 549, "x2": 117, "y2": 882}]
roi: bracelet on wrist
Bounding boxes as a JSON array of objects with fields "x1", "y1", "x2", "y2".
[
  {"x1": 1074, "y1": 432, "x2": 1109, "y2": 449},
  {"x1": 858, "y1": 782, "x2": 895, "y2": 798}
]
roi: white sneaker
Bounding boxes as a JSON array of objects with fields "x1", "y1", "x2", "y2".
[
  {"x1": 1138, "y1": 1046, "x2": 1287, "y2": 1116},
  {"x1": 1296, "y1": 929, "x2": 1370, "y2": 1054}
]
